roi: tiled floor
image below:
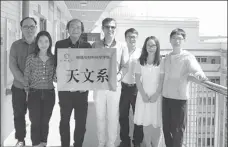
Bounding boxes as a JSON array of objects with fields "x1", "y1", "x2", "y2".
[{"x1": 3, "y1": 91, "x2": 137, "y2": 147}]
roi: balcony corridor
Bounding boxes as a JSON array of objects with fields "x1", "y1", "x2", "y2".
[{"x1": 3, "y1": 77, "x2": 227, "y2": 147}]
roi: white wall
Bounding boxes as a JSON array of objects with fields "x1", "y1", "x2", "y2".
[{"x1": 1, "y1": 1, "x2": 22, "y2": 144}]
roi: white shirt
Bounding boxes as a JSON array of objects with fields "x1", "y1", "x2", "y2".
[
  {"x1": 162, "y1": 50, "x2": 205, "y2": 100},
  {"x1": 122, "y1": 47, "x2": 141, "y2": 84}
]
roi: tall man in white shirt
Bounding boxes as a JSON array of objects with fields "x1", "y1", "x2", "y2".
[
  {"x1": 92, "y1": 17, "x2": 129, "y2": 147},
  {"x1": 118, "y1": 28, "x2": 143, "y2": 147}
]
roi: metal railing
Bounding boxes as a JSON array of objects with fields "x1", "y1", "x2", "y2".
[{"x1": 182, "y1": 75, "x2": 227, "y2": 147}]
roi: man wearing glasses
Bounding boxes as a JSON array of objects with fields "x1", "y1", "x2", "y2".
[
  {"x1": 118, "y1": 28, "x2": 143, "y2": 147},
  {"x1": 92, "y1": 17, "x2": 129, "y2": 147},
  {"x1": 9, "y1": 17, "x2": 37, "y2": 147},
  {"x1": 54, "y1": 19, "x2": 91, "y2": 147}
]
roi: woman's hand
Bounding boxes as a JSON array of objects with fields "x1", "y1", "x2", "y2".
[
  {"x1": 53, "y1": 73, "x2": 57, "y2": 83},
  {"x1": 142, "y1": 93, "x2": 150, "y2": 103},
  {"x1": 149, "y1": 92, "x2": 160, "y2": 103}
]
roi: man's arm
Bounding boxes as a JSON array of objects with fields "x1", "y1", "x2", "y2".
[
  {"x1": 24, "y1": 55, "x2": 32, "y2": 91},
  {"x1": 188, "y1": 55, "x2": 207, "y2": 81},
  {"x1": 118, "y1": 44, "x2": 129, "y2": 81},
  {"x1": 54, "y1": 41, "x2": 59, "y2": 68},
  {"x1": 9, "y1": 42, "x2": 25, "y2": 84},
  {"x1": 149, "y1": 58, "x2": 165, "y2": 102}
]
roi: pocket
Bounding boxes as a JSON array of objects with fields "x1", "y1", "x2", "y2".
[
  {"x1": 47, "y1": 89, "x2": 55, "y2": 93},
  {"x1": 29, "y1": 88, "x2": 38, "y2": 93},
  {"x1": 46, "y1": 89, "x2": 55, "y2": 98}
]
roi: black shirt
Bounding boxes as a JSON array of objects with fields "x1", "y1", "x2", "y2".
[{"x1": 54, "y1": 37, "x2": 92, "y2": 67}]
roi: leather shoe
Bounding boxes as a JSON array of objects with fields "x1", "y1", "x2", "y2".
[{"x1": 118, "y1": 141, "x2": 131, "y2": 147}]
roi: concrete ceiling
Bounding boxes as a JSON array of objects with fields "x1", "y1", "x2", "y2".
[{"x1": 64, "y1": 1, "x2": 121, "y2": 33}]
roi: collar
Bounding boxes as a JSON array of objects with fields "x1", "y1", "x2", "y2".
[
  {"x1": 102, "y1": 38, "x2": 116, "y2": 48},
  {"x1": 22, "y1": 36, "x2": 35, "y2": 44},
  {"x1": 67, "y1": 37, "x2": 80, "y2": 48}
]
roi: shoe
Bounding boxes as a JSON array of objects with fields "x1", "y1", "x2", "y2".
[
  {"x1": 15, "y1": 141, "x2": 25, "y2": 147},
  {"x1": 98, "y1": 143, "x2": 106, "y2": 147},
  {"x1": 33, "y1": 143, "x2": 43, "y2": 147},
  {"x1": 118, "y1": 141, "x2": 131, "y2": 147},
  {"x1": 134, "y1": 144, "x2": 142, "y2": 147},
  {"x1": 41, "y1": 142, "x2": 47, "y2": 147}
]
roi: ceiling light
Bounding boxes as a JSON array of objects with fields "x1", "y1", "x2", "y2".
[{"x1": 80, "y1": 1, "x2": 87, "y2": 7}]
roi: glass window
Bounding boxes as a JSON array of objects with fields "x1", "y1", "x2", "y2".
[
  {"x1": 198, "y1": 138, "x2": 201, "y2": 145},
  {"x1": 207, "y1": 118, "x2": 211, "y2": 125},
  {"x1": 211, "y1": 59, "x2": 216, "y2": 64},
  {"x1": 201, "y1": 58, "x2": 207, "y2": 63},
  {"x1": 198, "y1": 117, "x2": 201, "y2": 125},
  {"x1": 208, "y1": 97, "x2": 211, "y2": 105},
  {"x1": 207, "y1": 138, "x2": 210, "y2": 145},
  {"x1": 202, "y1": 138, "x2": 205, "y2": 146},
  {"x1": 203, "y1": 117, "x2": 206, "y2": 125}
]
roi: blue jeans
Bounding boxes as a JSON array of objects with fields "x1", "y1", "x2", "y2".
[{"x1": 27, "y1": 88, "x2": 55, "y2": 146}]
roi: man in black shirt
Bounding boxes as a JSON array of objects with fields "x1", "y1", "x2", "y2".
[{"x1": 54, "y1": 19, "x2": 91, "y2": 147}]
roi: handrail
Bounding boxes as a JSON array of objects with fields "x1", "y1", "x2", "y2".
[{"x1": 188, "y1": 75, "x2": 227, "y2": 96}]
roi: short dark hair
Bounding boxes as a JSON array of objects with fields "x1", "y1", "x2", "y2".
[
  {"x1": 66, "y1": 19, "x2": 84, "y2": 32},
  {"x1": 20, "y1": 17, "x2": 37, "y2": 27},
  {"x1": 102, "y1": 17, "x2": 116, "y2": 27},
  {"x1": 139, "y1": 36, "x2": 161, "y2": 66},
  {"x1": 125, "y1": 28, "x2": 138, "y2": 38},
  {"x1": 34, "y1": 31, "x2": 53, "y2": 57},
  {"x1": 170, "y1": 28, "x2": 186, "y2": 39}
]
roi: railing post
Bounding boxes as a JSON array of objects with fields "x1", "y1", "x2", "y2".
[
  {"x1": 222, "y1": 95, "x2": 227, "y2": 147},
  {"x1": 214, "y1": 93, "x2": 220, "y2": 147}
]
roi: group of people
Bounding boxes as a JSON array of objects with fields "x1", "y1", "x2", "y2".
[{"x1": 9, "y1": 16, "x2": 207, "y2": 147}]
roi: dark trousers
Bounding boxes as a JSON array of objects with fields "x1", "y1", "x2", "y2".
[
  {"x1": 58, "y1": 91, "x2": 88, "y2": 147},
  {"x1": 11, "y1": 85, "x2": 27, "y2": 142},
  {"x1": 28, "y1": 89, "x2": 55, "y2": 146},
  {"x1": 162, "y1": 97, "x2": 187, "y2": 147},
  {"x1": 119, "y1": 82, "x2": 144, "y2": 145}
]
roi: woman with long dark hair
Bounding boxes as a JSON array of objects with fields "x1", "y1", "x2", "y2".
[
  {"x1": 24, "y1": 31, "x2": 55, "y2": 147},
  {"x1": 134, "y1": 36, "x2": 164, "y2": 147}
]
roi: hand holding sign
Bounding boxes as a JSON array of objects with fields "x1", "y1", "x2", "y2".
[{"x1": 57, "y1": 48, "x2": 117, "y2": 91}]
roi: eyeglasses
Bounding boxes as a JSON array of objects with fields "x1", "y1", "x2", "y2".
[
  {"x1": 22, "y1": 25, "x2": 36, "y2": 30},
  {"x1": 69, "y1": 26, "x2": 81, "y2": 30},
  {"x1": 103, "y1": 25, "x2": 116, "y2": 30},
  {"x1": 147, "y1": 45, "x2": 157, "y2": 48},
  {"x1": 171, "y1": 37, "x2": 184, "y2": 41},
  {"x1": 126, "y1": 36, "x2": 137, "y2": 39}
]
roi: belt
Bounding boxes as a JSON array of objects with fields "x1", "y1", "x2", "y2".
[{"x1": 121, "y1": 82, "x2": 136, "y2": 87}]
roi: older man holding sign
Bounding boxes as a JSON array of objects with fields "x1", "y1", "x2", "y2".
[{"x1": 54, "y1": 19, "x2": 92, "y2": 147}]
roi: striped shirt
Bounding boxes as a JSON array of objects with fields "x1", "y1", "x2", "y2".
[{"x1": 24, "y1": 53, "x2": 55, "y2": 89}]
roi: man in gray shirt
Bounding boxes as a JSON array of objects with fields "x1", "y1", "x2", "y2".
[{"x1": 9, "y1": 17, "x2": 37, "y2": 147}]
